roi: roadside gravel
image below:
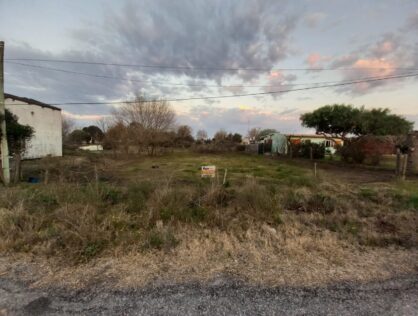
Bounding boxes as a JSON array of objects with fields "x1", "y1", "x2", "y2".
[{"x1": 1, "y1": 274, "x2": 417, "y2": 315}]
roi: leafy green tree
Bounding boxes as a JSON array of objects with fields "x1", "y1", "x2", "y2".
[
  {"x1": 300, "y1": 104, "x2": 360, "y2": 140},
  {"x1": 68, "y1": 129, "x2": 90, "y2": 144},
  {"x1": 0, "y1": 109, "x2": 34, "y2": 183},
  {"x1": 355, "y1": 108, "x2": 413, "y2": 136},
  {"x1": 300, "y1": 104, "x2": 412, "y2": 139},
  {"x1": 82, "y1": 125, "x2": 104, "y2": 144},
  {"x1": 231, "y1": 133, "x2": 242, "y2": 143}
]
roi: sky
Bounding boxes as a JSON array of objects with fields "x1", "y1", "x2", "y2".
[{"x1": 1, "y1": 0, "x2": 417, "y2": 136}]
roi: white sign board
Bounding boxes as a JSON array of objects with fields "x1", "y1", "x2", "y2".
[{"x1": 201, "y1": 165, "x2": 216, "y2": 178}]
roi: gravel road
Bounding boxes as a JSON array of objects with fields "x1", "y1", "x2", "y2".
[{"x1": 1, "y1": 274, "x2": 417, "y2": 315}]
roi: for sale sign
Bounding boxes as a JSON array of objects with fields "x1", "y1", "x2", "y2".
[{"x1": 201, "y1": 165, "x2": 216, "y2": 178}]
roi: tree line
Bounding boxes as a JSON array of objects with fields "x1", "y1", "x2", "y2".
[
  {"x1": 65, "y1": 99, "x2": 414, "y2": 161},
  {"x1": 64, "y1": 96, "x2": 244, "y2": 156}
]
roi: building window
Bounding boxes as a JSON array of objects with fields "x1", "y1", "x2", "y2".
[{"x1": 325, "y1": 140, "x2": 331, "y2": 147}]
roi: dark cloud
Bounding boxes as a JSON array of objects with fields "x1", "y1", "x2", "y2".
[
  {"x1": 91, "y1": 0, "x2": 297, "y2": 81},
  {"x1": 5, "y1": 0, "x2": 299, "y2": 121}
]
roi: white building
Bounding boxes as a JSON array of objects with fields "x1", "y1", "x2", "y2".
[{"x1": 5, "y1": 93, "x2": 62, "y2": 159}]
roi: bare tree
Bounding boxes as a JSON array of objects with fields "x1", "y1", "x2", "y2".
[
  {"x1": 114, "y1": 96, "x2": 175, "y2": 130},
  {"x1": 113, "y1": 96, "x2": 176, "y2": 155},
  {"x1": 103, "y1": 121, "x2": 130, "y2": 157},
  {"x1": 175, "y1": 125, "x2": 194, "y2": 147},
  {"x1": 248, "y1": 127, "x2": 260, "y2": 142},
  {"x1": 62, "y1": 115, "x2": 75, "y2": 142},
  {"x1": 213, "y1": 129, "x2": 228, "y2": 143},
  {"x1": 96, "y1": 116, "x2": 111, "y2": 133},
  {"x1": 196, "y1": 129, "x2": 208, "y2": 141}
]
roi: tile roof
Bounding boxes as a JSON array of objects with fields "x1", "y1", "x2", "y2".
[{"x1": 4, "y1": 93, "x2": 61, "y2": 111}]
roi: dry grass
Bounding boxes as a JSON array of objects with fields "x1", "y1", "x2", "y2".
[
  {"x1": 0, "y1": 151, "x2": 417, "y2": 287},
  {"x1": 1, "y1": 224, "x2": 416, "y2": 289}
]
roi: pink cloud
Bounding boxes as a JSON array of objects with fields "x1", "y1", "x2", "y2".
[
  {"x1": 307, "y1": 53, "x2": 322, "y2": 67},
  {"x1": 339, "y1": 58, "x2": 399, "y2": 93},
  {"x1": 352, "y1": 58, "x2": 396, "y2": 76},
  {"x1": 178, "y1": 105, "x2": 307, "y2": 136},
  {"x1": 305, "y1": 53, "x2": 332, "y2": 69}
]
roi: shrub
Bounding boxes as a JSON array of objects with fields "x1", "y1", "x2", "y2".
[
  {"x1": 125, "y1": 181, "x2": 155, "y2": 213},
  {"x1": 290, "y1": 140, "x2": 325, "y2": 159},
  {"x1": 339, "y1": 141, "x2": 366, "y2": 163},
  {"x1": 144, "y1": 229, "x2": 178, "y2": 250},
  {"x1": 235, "y1": 179, "x2": 281, "y2": 221}
]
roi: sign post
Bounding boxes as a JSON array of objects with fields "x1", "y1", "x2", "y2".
[{"x1": 201, "y1": 165, "x2": 216, "y2": 178}]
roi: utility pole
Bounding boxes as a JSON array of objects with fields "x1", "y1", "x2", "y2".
[{"x1": 0, "y1": 41, "x2": 10, "y2": 185}]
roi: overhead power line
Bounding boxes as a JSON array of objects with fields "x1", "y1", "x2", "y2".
[
  {"x1": 5, "y1": 72, "x2": 417, "y2": 106},
  {"x1": 7, "y1": 61, "x2": 409, "y2": 89},
  {"x1": 5, "y1": 58, "x2": 418, "y2": 72}
]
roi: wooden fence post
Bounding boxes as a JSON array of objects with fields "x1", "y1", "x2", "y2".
[
  {"x1": 94, "y1": 164, "x2": 99, "y2": 193},
  {"x1": 395, "y1": 148, "x2": 401, "y2": 176},
  {"x1": 223, "y1": 168, "x2": 228, "y2": 185},
  {"x1": 402, "y1": 154, "x2": 408, "y2": 180},
  {"x1": 44, "y1": 169, "x2": 49, "y2": 185}
]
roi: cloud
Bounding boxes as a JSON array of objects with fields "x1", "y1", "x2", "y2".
[
  {"x1": 404, "y1": 10, "x2": 418, "y2": 31},
  {"x1": 333, "y1": 57, "x2": 401, "y2": 94},
  {"x1": 262, "y1": 71, "x2": 298, "y2": 98},
  {"x1": 4, "y1": 0, "x2": 300, "y2": 120},
  {"x1": 342, "y1": 58, "x2": 398, "y2": 93},
  {"x1": 305, "y1": 53, "x2": 332, "y2": 69},
  {"x1": 62, "y1": 111, "x2": 108, "y2": 121},
  {"x1": 327, "y1": 32, "x2": 417, "y2": 95},
  {"x1": 75, "y1": 0, "x2": 297, "y2": 83},
  {"x1": 371, "y1": 33, "x2": 401, "y2": 58},
  {"x1": 306, "y1": 53, "x2": 322, "y2": 68},
  {"x1": 177, "y1": 105, "x2": 307, "y2": 136},
  {"x1": 303, "y1": 12, "x2": 327, "y2": 28}
]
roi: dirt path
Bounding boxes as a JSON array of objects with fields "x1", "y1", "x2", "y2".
[{"x1": 1, "y1": 274, "x2": 417, "y2": 315}]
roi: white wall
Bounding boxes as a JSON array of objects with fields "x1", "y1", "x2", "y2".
[{"x1": 5, "y1": 98, "x2": 62, "y2": 159}]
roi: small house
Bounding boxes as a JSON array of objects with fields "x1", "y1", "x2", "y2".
[
  {"x1": 5, "y1": 93, "x2": 62, "y2": 159},
  {"x1": 286, "y1": 134, "x2": 343, "y2": 154}
]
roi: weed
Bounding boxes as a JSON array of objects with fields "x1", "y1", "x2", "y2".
[
  {"x1": 409, "y1": 195, "x2": 418, "y2": 210},
  {"x1": 358, "y1": 187, "x2": 379, "y2": 202},
  {"x1": 125, "y1": 181, "x2": 155, "y2": 213},
  {"x1": 145, "y1": 229, "x2": 178, "y2": 251}
]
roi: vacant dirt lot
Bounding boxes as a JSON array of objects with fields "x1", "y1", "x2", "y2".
[{"x1": 0, "y1": 151, "x2": 417, "y2": 314}]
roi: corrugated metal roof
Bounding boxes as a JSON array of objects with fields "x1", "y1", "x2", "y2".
[
  {"x1": 286, "y1": 134, "x2": 341, "y2": 139},
  {"x1": 4, "y1": 93, "x2": 61, "y2": 111}
]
